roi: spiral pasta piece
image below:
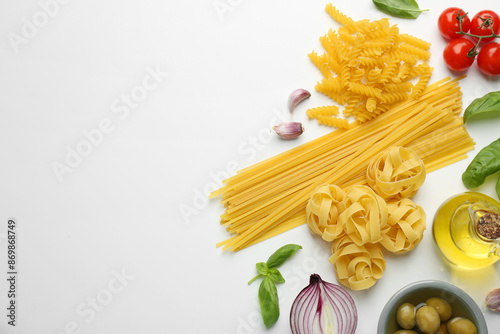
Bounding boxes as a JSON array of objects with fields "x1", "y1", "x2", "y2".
[
  {"x1": 308, "y1": 51, "x2": 332, "y2": 78},
  {"x1": 357, "y1": 56, "x2": 385, "y2": 68},
  {"x1": 372, "y1": 104, "x2": 390, "y2": 116},
  {"x1": 339, "y1": 63, "x2": 351, "y2": 87},
  {"x1": 338, "y1": 185, "x2": 388, "y2": 246},
  {"x1": 306, "y1": 184, "x2": 346, "y2": 241},
  {"x1": 411, "y1": 63, "x2": 433, "y2": 98},
  {"x1": 392, "y1": 51, "x2": 419, "y2": 67},
  {"x1": 366, "y1": 97, "x2": 377, "y2": 112},
  {"x1": 316, "y1": 116, "x2": 349, "y2": 129},
  {"x1": 397, "y1": 43, "x2": 431, "y2": 61},
  {"x1": 385, "y1": 81, "x2": 414, "y2": 93},
  {"x1": 366, "y1": 146, "x2": 426, "y2": 200},
  {"x1": 350, "y1": 68, "x2": 365, "y2": 83},
  {"x1": 360, "y1": 47, "x2": 383, "y2": 58},
  {"x1": 348, "y1": 82, "x2": 382, "y2": 98},
  {"x1": 343, "y1": 94, "x2": 362, "y2": 117},
  {"x1": 380, "y1": 199, "x2": 426, "y2": 254},
  {"x1": 378, "y1": 59, "x2": 399, "y2": 84},
  {"x1": 306, "y1": 105, "x2": 340, "y2": 119},
  {"x1": 329, "y1": 235, "x2": 386, "y2": 290},
  {"x1": 380, "y1": 91, "x2": 409, "y2": 104},
  {"x1": 352, "y1": 107, "x2": 377, "y2": 123},
  {"x1": 397, "y1": 33, "x2": 432, "y2": 50},
  {"x1": 366, "y1": 67, "x2": 383, "y2": 85},
  {"x1": 325, "y1": 3, "x2": 354, "y2": 26},
  {"x1": 316, "y1": 76, "x2": 343, "y2": 94},
  {"x1": 396, "y1": 63, "x2": 412, "y2": 81}
]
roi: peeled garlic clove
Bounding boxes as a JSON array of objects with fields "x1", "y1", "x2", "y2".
[
  {"x1": 288, "y1": 88, "x2": 311, "y2": 113},
  {"x1": 486, "y1": 288, "x2": 500, "y2": 312},
  {"x1": 272, "y1": 122, "x2": 304, "y2": 140}
]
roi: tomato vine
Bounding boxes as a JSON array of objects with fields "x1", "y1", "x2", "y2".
[{"x1": 439, "y1": 8, "x2": 500, "y2": 74}]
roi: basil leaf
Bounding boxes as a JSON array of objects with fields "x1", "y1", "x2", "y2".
[
  {"x1": 496, "y1": 176, "x2": 500, "y2": 200},
  {"x1": 267, "y1": 268, "x2": 285, "y2": 284},
  {"x1": 266, "y1": 244, "x2": 302, "y2": 268},
  {"x1": 256, "y1": 262, "x2": 268, "y2": 276},
  {"x1": 249, "y1": 263, "x2": 268, "y2": 285},
  {"x1": 258, "y1": 277, "x2": 279, "y2": 328},
  {"x1": 462, "y1": 137, "x2": 500, "y2": 189},
  {"x1": 464, "y1": 91, "x2": 500, "y2": 123},
  {"x1": 372, "y1": 0, "x2": 428, "y2": 19}
]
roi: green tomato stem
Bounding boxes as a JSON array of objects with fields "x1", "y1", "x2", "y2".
[{"x1": 456, "y1": 11, "x2": 500, "y2": 58}]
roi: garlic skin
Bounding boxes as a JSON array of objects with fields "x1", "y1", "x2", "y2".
[
  {"x1": 486, "y1": 288, "x2": 500, "y2": 312},
  {"x1": 272, "y1": 122, "x2": 304, "y2": 140},
  {"x1": 288, "y1": 89, "x2": 311, "y2": 113}
]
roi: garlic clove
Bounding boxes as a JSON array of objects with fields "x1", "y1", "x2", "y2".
[
  {"x1": 288, "y1": 88, "x2": 311, "y2": 113},
  {"x1": 486, "y1": 288, "x2": 500, "y2": 312},
  {"x1": 272, "y1": 122, "x2": 304, "y2": 140}
]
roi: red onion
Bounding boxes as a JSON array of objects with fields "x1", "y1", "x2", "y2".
[{"x1": 290, "y1": 274, "x2": 357, "y2": 334}]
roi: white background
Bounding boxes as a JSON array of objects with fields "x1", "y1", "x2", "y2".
[{"x1": 1, "y1": 0, "x2": 500, "y2": 333}]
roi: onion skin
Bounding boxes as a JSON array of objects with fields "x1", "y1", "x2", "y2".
[{"x1": 290, "y1": 274, "x2": 358, "y2": 334}]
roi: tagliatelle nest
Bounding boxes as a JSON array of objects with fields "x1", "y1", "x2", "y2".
[
  {"x1": 338, "y1": 185, "x2": 388, "y2": 246},
  {"x1": 329, "y1": 235, "x2": 386, "y2": 291},
  {"x1": 306, "y1": 184, "x2": 346, "y2": 241},
  {"x1": 380, "y1": 199, "x2": 426, "y2": 254},
  {"x1": 366, "y1": 146, "x2": 426, "y2": 200},
  {"x1": 304, "y1": 145, "x2": 429, "y2": 291}
]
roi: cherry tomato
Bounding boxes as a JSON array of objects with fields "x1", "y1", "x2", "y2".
[
  {"x1": 438, "y1": 7, "x2": 470, "y2": 40},
  {"x1": 443, "y1": 38, "x2": 476, "y2": 71},
  {"x1": 477, "y1": 42, "x2": 500, "y2": 75},
  {"x1": 470, "y1": 10, "x2": 500, "y2": 43}
]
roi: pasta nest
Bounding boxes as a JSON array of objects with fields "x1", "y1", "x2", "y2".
[
  {"x1": 366, "y1": 146, "x2": 425, "y2": 200},
  {"x1": 329, "y1": 235, "x2": 386, "y2": 291},
  {"x1": 306, "y1": 184, "x2": 346, "y2": 241},
  {"x1": 380, "y1": 199, "x2": 426, "y2": 254},
  {"x1": 338, "y1": 185, "x2": 388, "y2": 246}
]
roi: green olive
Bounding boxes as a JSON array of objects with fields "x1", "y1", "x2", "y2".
[
  {"x1": 426, "y1": 297, "x2": 453, "y2": 322},
  {"x1": 396, "y1": 302, "x2": 416, "y2": 329},
  {"x1": 393, "y1": 331, "x2": 418, "y2": 334},
  {"x1": 415, "y1": 305, "x2": 441, "y2": 334},
  {"x1": 446, "y1": 317, "x2": 477, "y2": 334}
]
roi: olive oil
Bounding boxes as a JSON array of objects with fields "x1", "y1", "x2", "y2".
[{"x1": 433, "y1": 192, "x2": 500, "y2": 270}]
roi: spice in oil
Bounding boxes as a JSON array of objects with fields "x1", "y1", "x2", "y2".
[{"x1": 433, "y1": 192, "x2": 500, "y2": 270}]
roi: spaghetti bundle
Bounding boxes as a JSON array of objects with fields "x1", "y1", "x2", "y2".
[{"x1": 210, "y1": 78, "x2": 474, "y2": 252}]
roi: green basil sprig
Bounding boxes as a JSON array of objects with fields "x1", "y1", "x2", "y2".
[
  {"x1": 248, "y1": 244, "x2": 302, "y2": 328},
  {"x1": 462, "y1": 137, "x2": 500, "y2": 189},
  {"x1": 464, "y1": 91, "x2": 500, "y2": 123},
  {"x1": 372, "y1": 0, "x2": 428, "y2": 19}
]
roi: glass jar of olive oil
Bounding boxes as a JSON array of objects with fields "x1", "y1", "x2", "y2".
[{"x1": 433, "y1": 192, "x2": 500, "y2": 270}]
